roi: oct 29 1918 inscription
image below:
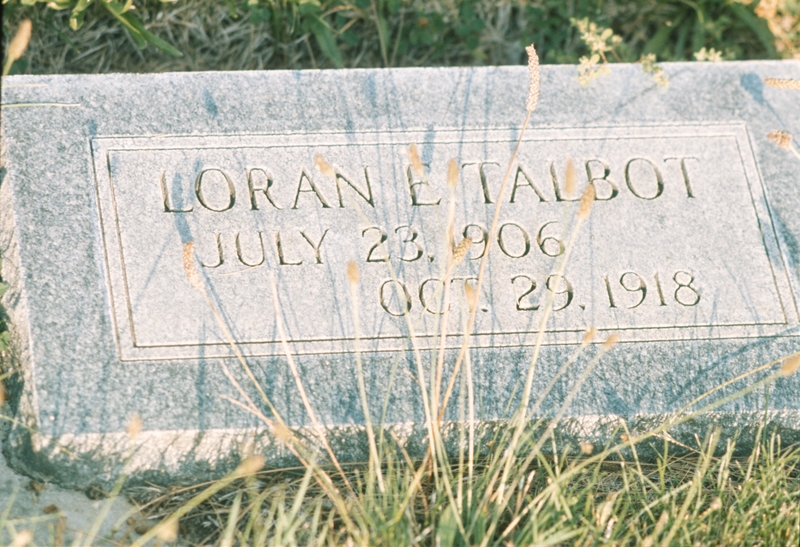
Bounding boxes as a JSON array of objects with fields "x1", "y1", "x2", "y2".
[{"x1": 3, "y1": 62, "x2": 800, "y2": 489}]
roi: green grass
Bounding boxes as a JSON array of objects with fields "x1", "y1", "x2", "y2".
[
  {"x1": 0, "y1": 0, "x2": 789, "y2": 75},
  {"x1": 130, "y1": 428, "x2": 800, "y2": 546},
  {"x1": 3, "y1": 422, "x2": 799, "y2": 545}
]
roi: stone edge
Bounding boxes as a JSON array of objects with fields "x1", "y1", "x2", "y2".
[{"x1": 4, "y1": 411, "x2": 800, "y2": 492}]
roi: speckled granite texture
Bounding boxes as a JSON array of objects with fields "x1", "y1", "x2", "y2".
[{"x1": 2, "y1": 62, "x2": 800, "y2": 490}]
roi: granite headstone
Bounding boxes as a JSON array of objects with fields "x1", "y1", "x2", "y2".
[{"x1": 2, "y1": 61, "x2": 800, "y2": 490}]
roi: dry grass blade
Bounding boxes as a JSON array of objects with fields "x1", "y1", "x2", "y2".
[
  {"x1": 565, "y1": 158, "x2": 576, "y2": 197},
  {"x1": 131, "y1": 457, "x2": 265, "y2": 547},
  {"x1": 347, "y1": 261, "x2": 385, "y2": 492},
  {"x1": 578, "y1": 182, "x2": 596, "y2": 220},
  {"x1": 315, "y1": 154, "x2": 336, "y2": 178},
  {"x1": 438, "y1": 43, "x2": 542, "y2": 420},
  {"x1": 409, "y1": 143, "x2": 424, "y2": 177},
  {"x1": 447, "y1": 157, "x2": 459, "y2": 188},
  {"x1": 181, "y1": 243, "x2": 283, "y2": 427},
  {"x1": 765, "y1": 77, "x2": 800, "y2": 90},
  {"x1": 268, "y1": 273, "x2": 357, "y2": 496},
  {"x1": 7, "y1": 19, "x2": 32, "y2": 62},
  {"x1": 182, "y1": 242, "x2": 203, "y2": 290}
]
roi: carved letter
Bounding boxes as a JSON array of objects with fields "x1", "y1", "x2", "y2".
[
  {"x1": 379, "y1": 279, "x2": 412, "y2": 316},
  {"x1": 292, "y1": 169, "x2": 331, "y2": 209},
  {"x1": 300, "y1": 229, "x2": 329, "y2": 264},
  {"x1": 550, "y1": 161, "x2": 580, "y2": 202},
  {"x1": 463, "y1": 161, "x2": 501, "y2": 204},
  {"x1": 275, "y1": 232, "x2": 302, "y2": 265},
  {"x1": 235, "y1": 232, "x2": 265, "y2": 267},
  {"x1": 625, "y1": 158, "x2": 664, "y2": 200},
  {"x1": 406, "y1": 165, "x2": 441, "y2": 206},
  {"x1": 160, "y1": 172, "x2": 193, "y2": 213},
  {"x1": 664, "y1": 157, "x2": 699, "y2": 198},
  {"x1": 335, "y1": 168, "x2": 374, "y2": 208},
  {"x1": 479, "y1": 162, "x2": 501, "y2": 204},
  {"x1": 247, "y1": 168, "x2": 281, "y2": 210},
  {"x1": 510, "y1": 164, "x2": 548, "y2": 203},
  {"x1": 195, "y1": 168, "x2": 236, "y2": 212},
  {"x1": 199, "y1": 233, "x2": 224, "y2": 268},
  {"x1": 584, "y1": 159, "x2": 619, "y2": 201}
]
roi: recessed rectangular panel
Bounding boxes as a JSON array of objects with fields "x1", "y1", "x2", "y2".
[{"x1": 91, "y1": 124, "x2": 795, "y2": 360}]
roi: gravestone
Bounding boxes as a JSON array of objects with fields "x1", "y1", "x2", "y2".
[{"x1": 2, "y1": 62, "x2": 800, "y2": 490}]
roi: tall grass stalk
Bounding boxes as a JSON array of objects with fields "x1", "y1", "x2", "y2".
[
  {"x1": 184, "y1": 243, "x2": 361, "y2": 536},
  {"x1": 347, "y1": 261, "x2": 385, "y2": 493},
  {"x1": 268, "y1": 273, "x2": 357, "y2": 497},
  {"x1": 438, "y1": 45, "x2": 540, "y2": 423}
]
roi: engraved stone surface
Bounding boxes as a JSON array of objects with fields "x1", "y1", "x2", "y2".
[{"x1": 2, "y1": 62, "x2": 800, "y2": 490}]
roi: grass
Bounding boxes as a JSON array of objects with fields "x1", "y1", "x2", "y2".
[
  {"x1": 3, "y1": 421, "x2": 800, "y2": 545},
  {"x1": 1, "y1": 0, "x2": 797, "y2": 75},
  {"x1": 116, "y1": 429, "x2": 800, "y2": 545},
  {"x1": 2, "y1": 3, "x2": 800, "y2": 547}
]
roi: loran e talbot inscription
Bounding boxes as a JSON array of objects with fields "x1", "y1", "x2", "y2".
[{"x1": 90, "y1": 125, "x2": 797, "y2": 360}]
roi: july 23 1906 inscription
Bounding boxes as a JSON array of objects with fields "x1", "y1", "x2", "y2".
[{"x1": 91, "y1": 124, "x2": 796, "y2": 361}]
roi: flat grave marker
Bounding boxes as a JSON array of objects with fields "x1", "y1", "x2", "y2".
[{"x1": 2, "y1": 62, "x2": 800, "y2": 489}]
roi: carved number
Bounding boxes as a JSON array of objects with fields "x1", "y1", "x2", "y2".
[
  {"x1": 546, "y1": 275, "x2": 574, "y2": 311},
  {"x1": 605, "y1": 271, "x2": 699, "y2": 308},
  {"x1": 395, "y1": 224, "x2": 424, "y2": 262},
  {"x1": 511, "y1": 275, "x2": 539, "y2": 311},
  {"x1": 673, "y1": 271, "x2": 701, "y2": 306},
  {"x1": 619, "y1": 272, "x2": 647, "y2": 309},
  {"x1": 463, "y1": 223, "x2": 488, "y2": 259},
  {"x1": 536, "y1": 221, "x2": 565, "y2": 257},
  {"x1": 511, "y1": 274, "x2": 573, "y2": 311},
  {"x1": 362, "y1": 226, "x2": 389, "y2": 262}
]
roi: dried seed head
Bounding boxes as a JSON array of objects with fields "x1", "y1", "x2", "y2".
[
  {"x1": 447, "y1": 158, "x2": 459, "y2": 188},
  {"x1": 768, "y1": 130, "x2": 793, "y2": 150},
  {"x1": 11, "y1": 529, "x2": 33, "y2": 547},
  {"x1": 765, "y1": 78, "x2": 800, "y2": 90},
  {"x1": 577, "y1": 183, "x2": 596, "y2": 220},
  {"x1": 464, "y1": 282, "x2": 478, "y2": 311},
  {"x1": 780, "y1": 355, "x2": 800, "y2": 376},
  {"x1": 0, "y1": 382, "x2": 6, "y2": 407},
  {"x1": 409, "y1": 144, "x2": 424, "y2": 177},
  {"x1": 582, "y1": 326, "x2": 596, "y2": 345},
  {"x1": 8, "y1": 20, "x2": 32, "y2": 63},
  {"x1": 155, "y1": 519, "x2": 178, "y2": 543},
  {"x1": 579, "y1": 442, "x2": 593, "y2": 455},
  {"x1": 526, "y1": 44, "x2": 540, "y2": 112},
  {"x1": 182, "y1": 242, "x2": 203, "y2": 291},
  {"x1": 452, "y1": 237, "x2": 472, "y2": 266},
  {"x1": 347, "y1": 261, "x2": 360, "y2": 285},
  {"x1": 603, "y1": 333, "x2": 619, "y2": 350},
  {"x1": 565, "y1": 158, "x2": 576, "y2": 197},
  {"x1": 236, "y1": 455, "x2": 266, "y2": 477},
  {"x1": 315, "y1": 154, "x2": 335, "y2": 178},
  {"x1": 126, "y1": 414, "x2": 143, "y2": 440}
]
